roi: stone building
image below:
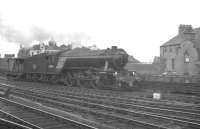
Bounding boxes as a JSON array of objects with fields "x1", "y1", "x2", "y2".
[{"x1": 160, "y1": 24, "x2": 200, "y2": 76}]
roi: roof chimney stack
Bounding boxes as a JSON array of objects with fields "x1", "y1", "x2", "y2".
[
  {"x1": 179, "y1": 24, "x2": 193, "y2": 34},
  {"x1": 178, "y1": 24, "x2": 195, "y2": 40}
]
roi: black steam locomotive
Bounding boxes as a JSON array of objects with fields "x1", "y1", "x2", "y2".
[{"x1": 6, "y1": 46, "x2": 137, "y2": 89}]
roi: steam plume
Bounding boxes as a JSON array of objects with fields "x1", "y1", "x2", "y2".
[
  {"x1": 0, "y1": 16, "x2": 90, "y2": 47},
  {"x1": 0, "y1": 17, "x2": 31, "y2": 45}
]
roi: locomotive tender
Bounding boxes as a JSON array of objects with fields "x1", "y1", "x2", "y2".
[{"x1": 6, "y1": 46, "x2": 137, "y2": 89}]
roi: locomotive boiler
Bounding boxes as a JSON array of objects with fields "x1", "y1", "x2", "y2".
[{"x1": 7, "y1": 46, "x2": 136, "y2": 89}]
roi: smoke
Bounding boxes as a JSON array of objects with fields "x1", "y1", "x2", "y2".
[
  {"x1": 30, "y1": 26, "x2": 53, "y2": 42},
  {"x1": 66, "y1": 32, "x2": 91, "y2": 48},
  {"x1": 0, "y1": 16, "x2": 90, "y2": 47},
  {"x1": 0, "y1": 17, "x2": 54, "y2": 46},
  {"x1": 0, "y1": 17, "x2": 31, "y2": 45},
  {"x1": 67, "y1": 32, "x2": 90, "y2": 41}
]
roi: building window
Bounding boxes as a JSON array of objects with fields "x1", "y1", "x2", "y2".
[
  {"x1": 184, "y1": 51, "x2": 190, "y2": 63},
  {"x1": 176, "y1": 47, "x2": 179, "y2": 55},
  {"x1": 162, "y1": 48, "x2": 165, "y2": 56},
  {"x1": 169, "y1": 47, "x2": 172, "y2": 52},
  {"x1": 164, "y1": 47, "x2": 167, "y2": 53},
  {"x1": 172, "y1": 58, "x2": 175, "y2": 70},
  {"x1": 197, "y1": 48, "x2": 200, "y2": 61}
]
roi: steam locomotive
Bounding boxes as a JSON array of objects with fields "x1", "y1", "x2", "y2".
[{"x1": 5, "y1": 46, "x2": 138, "y2": 89}]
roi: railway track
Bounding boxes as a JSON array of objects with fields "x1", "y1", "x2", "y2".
[
  {"x1": 1, "y1": 80, "x2": 199, "y2": 116},
  {"x1": 0, "y1": 78, "x2": 199, "y2": 112},
  {"x1": 1, "y1": 75, "x2": 200, "y2": 105},
  {"x1": 1, "y1": 84, "x2": 199, "y2": 129},
  {"x1": 0, "y1": 79, "x2": 200, "y2": 128},
  {"x1": 16, "y1": 89, "x2": 200, "y2": 128},
  {"x1": 57, "y1": 89, "x2": 200, "y2": 112},
  {"x1": 1, "y1": 78, "x2": 200, "y2": 107},
  {"x1": 0, "y1": 118, "x2": 31, "y2": 129},
  {"x1": 10, "y1": 82, "x2": 200, "y2": 110},
  {"x1": 37, "y1": 90, "x2": 200, "y2": 123},
  {"x1": 5, "y1": 89, "x2": 162, "y2": 128},
  {"x1": 0, "y1": 108, "x2": 41, "y2": 129},
  {"x1": 0, "y1": 96, "x2": 109, "y2": 129}
]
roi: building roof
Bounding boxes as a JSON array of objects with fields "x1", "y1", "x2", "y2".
[
  {"x1": 46, "y1": 45, "x2": 60, "y2": 50},
  {"x1": 31, "y1": 44, "x2": 40, "y2": 50},
  {"x1": 161, "y1": 25, "x2": 200, "y2": 47},
  {"x1": 161, "y1": 35, "x2": 187, "y2": 47}
]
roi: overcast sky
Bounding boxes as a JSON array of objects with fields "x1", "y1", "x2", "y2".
[{"x1": 0, "y1": 0, "x2": 200, "y2": 62}]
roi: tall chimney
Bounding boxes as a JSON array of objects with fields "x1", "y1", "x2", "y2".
[{"x1": 178, "y1": 24, "x2": 195, "y2": 40}]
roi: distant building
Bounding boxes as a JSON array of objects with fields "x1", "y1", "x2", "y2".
[
  {"x1": 125, "y1": 63, "x2": 160, "y2": 75},
  {"x1": 125, "y1": 56, "x2": 161, "y2": 75},
  {"x1": 18, "y1": 39, "x2": 71, "y2": 57},
  {"x1": 153, "y1": 56, "x2": 160, "y2": 64},
  {"x1": 17, "y1": 47, "x2": 30, "y2": 57},
  {"x1": 88, "y1": 44, "x2": 98, "y2": 50},
  {"x1": 29, "y1": 40, "x2": 61, "y2": 56},
  {"x1": 160, "y1": 24, "x2": 200, "y2": 76},
  {"x1": 4, "y1": 54, "x2": 15, "y2": 58},
  {"x1": 29, "y1": 43, "x2": 42, "y2": 56}
]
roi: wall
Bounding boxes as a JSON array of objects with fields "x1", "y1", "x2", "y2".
[
  {"x1": 180, "y1": 41, "x2": 200, "y2": 75},
  {"x1": 160, "y1": 41, "x2": 200, "y2": 76}
]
